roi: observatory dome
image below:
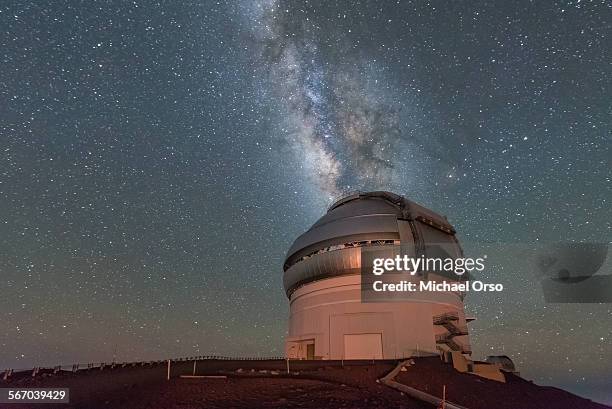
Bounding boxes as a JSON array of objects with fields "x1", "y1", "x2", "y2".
[
  {"x1": 283, "y1": 191, "x2": 472, "y2": 360},
  {"x1": 283, "y1": 191, "x2": 462, "y2": 296}
]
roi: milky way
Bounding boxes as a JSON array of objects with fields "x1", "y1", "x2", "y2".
[{"x1": 245, "y1": 1, "x2": 411, "y2": 200}]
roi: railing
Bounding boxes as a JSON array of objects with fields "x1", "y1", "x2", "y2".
[
  {"x1": 435, "y1": 334, "x2": 471, "y2": 354},
  {"x1": 432, "y1": 312, "x2": 459, "y2": 325},
  {"x1": 1, "y1": 356, "x2": 286, "y2": 382},
  {"x1": 433, "y1": 312, "x2": 468, "y2": 338},
  {"x1": 446, "y1": 325, "x2": 469, "y2": 336}
]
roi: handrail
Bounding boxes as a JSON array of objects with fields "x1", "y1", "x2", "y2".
[
  {"x1": 379, "y1": 360, "x2": 470, "y2": 409},
  {"x1": 433, "y1": 311, "x2": 459, "y2": 324},
  {"x1": 1, "y1": 356, "x2": 287, "y2": 381}
]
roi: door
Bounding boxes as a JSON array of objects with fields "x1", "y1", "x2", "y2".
[
  {"x1": 344, "y1": 333, "x2": 383, "y2": 359},
  {"x1": 306, "y1": 343, "x2": 315, "y2": 360}
]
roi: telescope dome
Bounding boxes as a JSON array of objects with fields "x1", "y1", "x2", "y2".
[{"x1": 283, "y1": 191, "x2": 462, "y2": 296}]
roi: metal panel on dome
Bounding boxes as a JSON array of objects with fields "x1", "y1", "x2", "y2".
[
  {"x1": 283, "y1": 247, "x2": 362, "y2": 294},
  {"x1": 417, "y1": 221, "x2": 462, "y2": 259},
  {"x1": 285, "y1": 214, "x2": 400, "y2": 264},
  {"x1": 403, "y1": 200, "x2": 454, "y2": 233},
  {"x1": 284, "y1": 244, "x2": 405, "y2": 295},
  {"x1": 328, "y1": 191, "x2": 403, "y2": 211},
  {"x1": 311, "y1": 197, "x2": 400, "y2": 228}
]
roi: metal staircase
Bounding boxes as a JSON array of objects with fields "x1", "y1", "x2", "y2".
[{"x1": 433, "y1": 312, "x2": 471, "y2": 354}]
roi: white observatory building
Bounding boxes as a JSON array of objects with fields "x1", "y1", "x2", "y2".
[{"x1": 283, "y1": 191, "x2": 471, "y2": 360}]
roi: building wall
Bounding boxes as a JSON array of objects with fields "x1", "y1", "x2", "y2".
[{"x1": 286, "y1": 275, "x2": 468, "y2": 359}]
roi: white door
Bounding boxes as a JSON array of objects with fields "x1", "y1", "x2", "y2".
[{"x1": 343, "y1": 333, "x2": 383, "y2": 359}]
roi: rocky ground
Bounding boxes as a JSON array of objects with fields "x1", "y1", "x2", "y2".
[{"x1": 1, "y1": 358, "x2": 608, "y2": 409}]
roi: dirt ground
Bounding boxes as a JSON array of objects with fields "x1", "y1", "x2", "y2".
[
  {"x1": 1, "y1": 358, "x2": 609, "y2": 409},
  {"x1": 1, "y1": 361, "x2": 428, "y2": 409},
  {"x1": 395, "y1": 357, "x2": 610, "y2": 409}
]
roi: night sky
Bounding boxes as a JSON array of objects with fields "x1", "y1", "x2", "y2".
[{"x1": 1, "y1": 0, "x2": 611, "y2": 404}]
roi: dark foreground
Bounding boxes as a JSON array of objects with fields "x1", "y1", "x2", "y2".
[{"x1": 1, "y1": 358, "x2": 609, "y2": 409}]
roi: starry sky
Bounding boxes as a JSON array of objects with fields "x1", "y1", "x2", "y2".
[{"x1": 1, "y1": 0, "x2": 611, "y2": 404}]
